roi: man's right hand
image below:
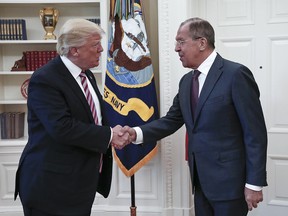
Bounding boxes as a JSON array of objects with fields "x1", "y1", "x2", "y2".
[{"x1": 111, "y1": 125, "x2": 130, "y2": 149}]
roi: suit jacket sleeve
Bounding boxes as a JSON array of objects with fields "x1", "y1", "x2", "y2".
[{"x1": 232, "y1": 65, "x2": 267, "y2": 186}]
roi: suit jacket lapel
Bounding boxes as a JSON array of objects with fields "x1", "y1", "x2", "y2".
[
  {"x1": 185, "y1": 72, "x2": 194, "y2": 125},
  {"x1": 56, "y1": 57, "x2": 95, "y2": 119},
  {"x1": 194, "y1": 54, "x2": 224, "y2": 122},
  {"x1": 55, "y1": 57, "x2": 85, "y2": 101},
  {"x1": 56, "y1": 57, "x2": 104, "y2": 124}
]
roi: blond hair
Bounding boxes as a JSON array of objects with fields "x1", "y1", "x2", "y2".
[{"x1": 56, "y1": 18, "x2": 105, "y2": 56}]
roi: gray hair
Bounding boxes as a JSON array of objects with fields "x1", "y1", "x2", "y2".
[
  {"x1": 56, "y1": 18, "x2": 105, "y2": 56},
  {"x1": 180, "y1": 17, "x2": 215, "y2": 49}
]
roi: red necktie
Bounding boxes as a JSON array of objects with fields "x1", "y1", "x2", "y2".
[
  {"x1": 185, "y1": 70, "x2": 201, "y2": 160},
  {"x1": 79, "y1": 71, "x2": 102, "y2": 172}
]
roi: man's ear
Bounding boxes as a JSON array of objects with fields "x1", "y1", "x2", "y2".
[
  {"x1": 70, "y1": 47, "x2": 79, "y2": 56},
  {"x1": 199, "y1": 37, "x2": 207, "y2": 51}
]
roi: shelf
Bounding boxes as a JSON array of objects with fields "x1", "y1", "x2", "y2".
[
  {"x1": 0, "y1": 5, "x2": 108, "y2": 216},
  {"x1": 0, "y1": 0, "x2": 107, "y2": 145},
  {"x1": 0, "y1": 71, "x2": 33, "y2": 75},
  {"x1": 0, "y1": 2, "x2": 108, "y2": 213},
  {"x1": 0, "y1": 100, "x2": 27, "y2": 105},
  {"x1": 0, "y1": 136, "x2": 28, "y2": 146},
  {"x1": 0, "y1": 70, "x2": 102, "y2": 74},
  {"x1": 0, "y1": 0, "x2": 102, "y2": 3},
  {"x1": 0, "y1": 40, "x2": 57, "y2": 44},
  {"x1": 0, "y1": 3, "x2": 101, "y2": 40},
  {"x1": 0, "y1": 71, "x2": 101, "y2": 74}
]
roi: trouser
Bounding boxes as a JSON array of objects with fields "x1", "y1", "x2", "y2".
[
  {"x1": 194, "y1": 184, "x2": 248, "y2": 216},
  {"x1": 22, "y1": 206, "x2": 90, "y2": 216}
]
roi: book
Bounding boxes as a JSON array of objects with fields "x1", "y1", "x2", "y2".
[
  {"x1": 23, "y1": 50, "x2": 58, "y2": 71},
  {"x1": 87, "y1": 18, "x2": 101, "y2": 25},
  {"x1": 8, "y1": 19, "x2": 13, "y2": 40},
  {"x1": 16, "y1": 19, "x2": 22, "y2": 40},
  {"x1": 0, "y1": 112, "x2": 25, "y2": 139},
  {"x1": 24, "y1": 51, "x2": 32, "y2": 71},
  {"x1": 0, "y1": 20, "x2": 2, "y2": 40},
  {"x1": 0, "y1": 19, "x2": 27, "y2": 40},
  {"x1": 3, "y1": 112, "x2": 12, "y2": 139},
  {"x1": 14, "y1": 112, "x2": 25, "y2": 138},
  {"x1": 3, "y1": 19, "x2": 8, "y2": 40},
  {"x1": 30, "y1": 51, "x2": 38, "y2": 71},
  {"x1": 21, "y1": 19, "x2": 27, "y2": 40},
  {"x1": 11, "y1": 19, "x2": 17, "y2": 40},
  {"x1": 0, "y1": 113, "x2": 6, "y2": 139},
  {"x1": 10, "y1": 112, "x2": 16, "y2": 138}
]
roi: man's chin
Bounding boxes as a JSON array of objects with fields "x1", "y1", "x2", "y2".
[
  {"x1": 93, "y1": 63, "x2": 100, "y2": 68},
  {"x1": 181, "y1": 62, "x2": 188, "y2": 68}
]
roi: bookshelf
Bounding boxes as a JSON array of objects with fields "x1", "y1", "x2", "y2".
[
  {"x1": 0, "y1": 0, "x2": 108, "y2": 211},
  {"x1": 0, "y1": 0, "x2": 108, "y2": 145}
]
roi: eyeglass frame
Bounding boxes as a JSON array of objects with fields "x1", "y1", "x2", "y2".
[{"x1": 175, "y1": 36, "x2": 203, "y2": 47}]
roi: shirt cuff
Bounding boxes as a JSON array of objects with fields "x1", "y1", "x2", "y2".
[
  {"x1": 133, "y1": 126, "x2": 143, "y2": 144},
  {"x1": 108, "y1": 127, "x2": 113, "y2": 147},
  {"x1": 245, "y1": 183, "x2": 262, "y2": 191}
]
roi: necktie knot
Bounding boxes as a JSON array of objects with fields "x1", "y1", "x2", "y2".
[
  {"x1": 193, "y1": 70, "x2": 201, "y2": 79},
  {"x1": 80, "y1": 70, "x2": 86, "y2": 78}
]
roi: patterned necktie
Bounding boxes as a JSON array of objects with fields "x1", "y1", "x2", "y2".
[
  {"x1": 79, "y1": 70, "x2": 102, "y2": 172},
  {"x1": 191, "y1": 70, "x2": 201, "y2": 120},
  {"x1": 79, "y1": 71, "x2": 98, "y2": 125}
]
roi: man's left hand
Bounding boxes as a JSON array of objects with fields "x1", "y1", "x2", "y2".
[{"x1": 245, "y1": 187, "x2": 263, "y2": 211}]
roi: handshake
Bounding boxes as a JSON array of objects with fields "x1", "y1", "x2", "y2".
[{"x1": 111, "y1": 125, "x2": 137, "y2": 150}]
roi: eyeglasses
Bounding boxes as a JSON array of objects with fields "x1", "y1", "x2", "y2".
[
  {"x1": 175, "y1": 37, "x2": 203, "y2": 47},
  {"x1": 175, "y1": 40, "x2": 187, "y2": 47}
]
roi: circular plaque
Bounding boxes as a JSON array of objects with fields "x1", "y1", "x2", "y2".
[{"x1": 21, "y1": 78, "x2": 30, "y2": 99}]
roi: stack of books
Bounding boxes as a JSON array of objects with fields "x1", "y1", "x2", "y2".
[
  {"x1": 87, "y1": 18, "x2": 101, "y2": 25},
  {"x1": 23, "y1": 50, "x2": 58, "y2": 71},
  {"x1": 0, "y1": 112, "x2": 25, "y2": 139},
  {"x1": 0, "y1": 19, "x2": 27, "y2": 40}
]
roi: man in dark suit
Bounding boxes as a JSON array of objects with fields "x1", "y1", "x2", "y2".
[
  {"x1": 14, "y1": 19, "x2": 130, "y2": 216},
  {"x1": 123, "y1": 17, "x2": 267, "y2": 216}
]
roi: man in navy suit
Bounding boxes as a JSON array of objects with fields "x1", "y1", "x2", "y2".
[
  {"x1": 124, "y1": 17, "x2": 267, "y2": 216},
  {"x1": 14, "y1": 19, "x2": 130, "y2": 216}
]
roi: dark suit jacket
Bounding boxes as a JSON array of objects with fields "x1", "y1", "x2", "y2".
[
  {"x1": 140, "y1": 53, "x2": 267, "y2": 201},
  {"x1": 14, "y1": 56, "x2": 113, "y2": 215}
]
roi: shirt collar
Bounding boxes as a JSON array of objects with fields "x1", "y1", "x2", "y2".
[
  {"x1": 60, "y1": 55, "x2": 82, "y2": 79},
  {"x1": 195, "y1": 50, "x2": 217, "y2": 76}
]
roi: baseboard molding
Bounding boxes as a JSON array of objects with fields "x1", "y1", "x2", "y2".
[{"x1": 0, "y1": 206, "x2": 193, "y2": 216}]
